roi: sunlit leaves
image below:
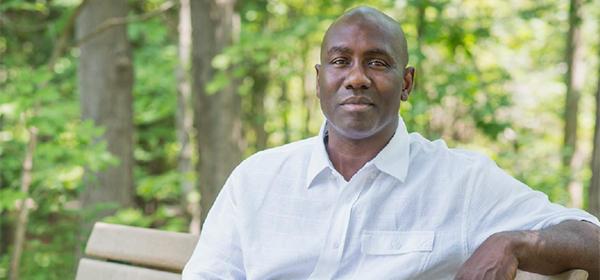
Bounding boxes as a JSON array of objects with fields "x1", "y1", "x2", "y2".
[
  {"x1": 102, "y1": 208, "x2": 154, "y2": 228},
  {"x1": 101, "y1": 205, "x2": 188, "y2": 232},
  {"x1": 137, "y1": 171, "x2": 180, "y2": 201},
  {"x1": 0, "y1": 189, "x2": 27, "y2": 212},
  {"x1": 1, "y1": 0, "x2": 48, "y2": 13}
]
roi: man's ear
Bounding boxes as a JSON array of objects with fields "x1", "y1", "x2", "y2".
[
  {"x1": 315, "y1": 64, "x2": 321, "y2": 99},
  {"x1": 401, "y1": 66, "x2": 415, "y2": 102}
]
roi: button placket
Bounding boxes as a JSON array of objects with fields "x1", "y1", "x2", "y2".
[{"x1": 308, "y1": 167, "x2": 374, "y2": 279}]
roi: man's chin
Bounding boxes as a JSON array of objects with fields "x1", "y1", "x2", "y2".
[{"x1": 336, "y1": 124, "x2": 378, "y2": 140}]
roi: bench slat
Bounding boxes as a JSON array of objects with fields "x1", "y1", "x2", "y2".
[
  {"x1": 84, "y1": 222, "x2": 199, "y2": 271},
  {"x1": 75, "y1": 258, "x2": 181, "y2": 280},
  {"x1": 516, "y1": 269, "x2": 588, "y2": 280}
]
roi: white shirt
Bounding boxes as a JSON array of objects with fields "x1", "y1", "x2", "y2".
[{"x1": 183, "y1": 116, "x2": 600, "y2": 280}]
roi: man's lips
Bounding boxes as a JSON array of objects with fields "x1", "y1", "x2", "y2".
[{"x1": 340, "y1": 97, "x2": 374, "y2": 112}]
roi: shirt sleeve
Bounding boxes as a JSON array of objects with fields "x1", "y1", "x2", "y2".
[
  {"x1": 464, "y1": 156, "x2": 600, "y2": 255},
  {"x1": 182, "y1": 173, "x2": 245, "y2": 280}
]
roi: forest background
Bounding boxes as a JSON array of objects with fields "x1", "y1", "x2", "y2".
[{"x1": 1, "y1": 0, "x2": 600, "y2": 279}]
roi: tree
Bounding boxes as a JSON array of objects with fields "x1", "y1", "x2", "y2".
[
  {"x1": 190, "y1": 0, "x2": 243, "y2": 226},
  {"x1": 589, "y1": 32, "x2": 600, "y2": 218},
  {"x1": 75, "y1": 0, "x2": 134, "y2": 229},
  {"x1": 175, "y1": 0, "x2": 200, "y2": 234},
  {"x1": 563, "y1": 0, "x2": 585, "y2": 208}
]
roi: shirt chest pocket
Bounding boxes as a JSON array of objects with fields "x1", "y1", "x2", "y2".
[{"x1": 353, "y1": 231, "x2": 435, "y2": 280}]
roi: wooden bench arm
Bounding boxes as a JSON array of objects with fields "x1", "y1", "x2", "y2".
[
  {"x1": 516, "y1": 268, "x2": 588, "y2": 280},
  {"x1": 83, "y1": 222, "x2": 199, "y2": 271}
]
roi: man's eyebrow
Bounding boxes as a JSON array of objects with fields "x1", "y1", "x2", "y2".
[
  {"x1": 364, "y1": 48, "x2": 391, "y2": 57},
  {"x1": 327, "y1": 46, "x2": 351, "y2": 55}
]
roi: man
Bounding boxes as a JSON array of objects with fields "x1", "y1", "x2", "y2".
[{"x1": 184, "y1": 6, "x2": 600, "y2": 280}]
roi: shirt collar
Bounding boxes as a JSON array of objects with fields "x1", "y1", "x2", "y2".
[
  {"x1": 306, "y1": 121, "x2": 333, "y2": 188},
  {"x1": 306, "y1": 115, "x2": 411, "y2": 188},
  {"x1": 373, "y1": 115, "x2": 410, "y2": 182}
]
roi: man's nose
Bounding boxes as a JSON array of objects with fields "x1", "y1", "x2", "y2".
[{"x1": 343, "y1": 64, "x2": 371, "y2": 89}]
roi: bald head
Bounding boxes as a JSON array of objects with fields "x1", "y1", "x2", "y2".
[{"x1": 321, "y1": 6, "x2": 409, "y2": 68}]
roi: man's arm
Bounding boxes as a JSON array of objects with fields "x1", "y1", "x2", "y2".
[
  {"x1": 182, "y1": 175, "x2": 245, "y2": 280},
  {"x1": 455, "y1": 220, "x2": 600, "y2": 280}
]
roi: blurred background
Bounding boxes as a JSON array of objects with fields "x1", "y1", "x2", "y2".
[{"x1": 1, "y1": 0, "x2": 599, "y2": 278}]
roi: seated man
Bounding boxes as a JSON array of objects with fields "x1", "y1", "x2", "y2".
[{"x1": 183, "y1": 6, "x2": 600, "y2": 280}]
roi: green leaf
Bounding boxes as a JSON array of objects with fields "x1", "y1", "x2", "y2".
[
  {"x1": 102, "y1": 208, "x2": 153, "y2": 228},
  {"x1": 36, "y1": 86, "x2": 61, "y2": 103},
  {"x1": 0, "y1": 189, "x2": 26, "y2": 212},
  {"x1": 205, "y1": 71, "x2": 230, "y2": 95},
  {"x1": 1, "y1": 1, "x2": 48, "y2": 12},
  {"x1": 211, "y1": 54, "x2": 231, "y2": 71}
]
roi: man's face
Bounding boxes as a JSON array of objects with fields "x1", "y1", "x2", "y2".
[{"x1": 316, "y1": 18, "x2": 411, "y2": 141}]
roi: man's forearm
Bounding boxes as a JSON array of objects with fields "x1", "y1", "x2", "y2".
[
  {"x1": 455, "y1": 220, "x2": 599, "y2": 280},
  {"x1": 505, "y1": 220, "x2": 599, "y2": 279}
]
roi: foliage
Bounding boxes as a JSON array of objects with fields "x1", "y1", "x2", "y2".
[
  {"x1": 1, "y1": 1, "x2": 119, "y2": 279},
  {"x1": 1, "y1": 0, "x2": 599, "y2": 278}
]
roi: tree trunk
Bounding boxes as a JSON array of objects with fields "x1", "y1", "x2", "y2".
[
  {"x1": 303, "y1": 70, "x2": 315, "y2": 138},
  {"x1": 414, "y1": 0, "x2": 428, "y2": 95},
  {"x1": 190, "y1": 0, "x2": 242, "y2": 227},
  {"x1": 563, "y1": 0, "x2": 585, "y2": 208},
  {"x1": 251, "y1": 72, "x2": 268, "y2": 151},
  {"x1": 175, "y1": 0, "x2": 200, "y2": 234},
  {"x1": 589, "y1": 32, "x2": 600, "y2": 218},
  {"x1": 280, "y1": 81, "x2": 291, "y2": 144},
  {"x1": 301, "y1": 42, "x2": 315, "y2": 138},
  {"x1": 9, "y1": 114, "x2": 38, "y2": 280},
  {"x1": 76, "y1": 0, "x2": 134, "y2": 228}
]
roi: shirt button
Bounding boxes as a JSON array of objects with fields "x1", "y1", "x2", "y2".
[
  {"x1": 345, "y1": 196, "x2": 352, "y2": 203},
  {"x1": 332, "y1": 241, "x2": 340, "y2": 249},
  {"x1": 330, "y1": 172, "x2": 336, "y2": 179},
  {"x1": 371, "y1": 173, "x2": 377, "y2": 179},
  {"x1": 393, "y1": 241, "x2": 402, "y2": 250}
]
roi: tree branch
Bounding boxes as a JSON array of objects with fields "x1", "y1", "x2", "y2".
[
  {"x1": 9, "y1": 106, "x2": 40, "y2": 280},
  {"x1": 70, "y1": 1, "x2": 176, "y2": 48},
  {"x1": 48, "y1": 0, "x2": 175, "y2": 73}
]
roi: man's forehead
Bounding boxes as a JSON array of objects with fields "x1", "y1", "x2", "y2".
[{"x1": 323, "y1": 19, "x2": 394, "y2": 48}]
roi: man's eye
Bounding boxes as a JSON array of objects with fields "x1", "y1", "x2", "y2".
[
  {"x1": 370, "y1": 60, "x2": 387, "y2": 67},
  {"x1": 331, "y1": 59, "x2": 347, "y2": 65}
]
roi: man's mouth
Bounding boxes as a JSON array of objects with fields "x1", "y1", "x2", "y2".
[{"x1": 341, "y1": 97, "x2": 373, "y2": 111}]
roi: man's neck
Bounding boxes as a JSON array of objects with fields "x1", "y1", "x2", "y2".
[{"x1": 325, "y1": 126, "x2": 395, "y2": 181}]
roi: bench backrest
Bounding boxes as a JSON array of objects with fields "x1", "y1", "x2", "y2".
[
  {"x1": 75, "y1": 222, "x2": 588, "y2": 280},
  {"x1": 75, "y1": 222, "x2": 199, "y2": 280}
]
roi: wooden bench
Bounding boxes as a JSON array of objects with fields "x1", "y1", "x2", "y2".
[
  {"x1": 75, "y1": 222, "x2": 588, "y2": 280},
  {"x1": 75, "y1": 222, "x2": 199, "y2": 280}
]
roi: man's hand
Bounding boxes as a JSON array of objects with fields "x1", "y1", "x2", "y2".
[
  {"x1": 454, "y1": 232, "x2": 519, "y2": 280},
  {"x1": 454, "y1": 221, "x2": 600, "y2": 280}
]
